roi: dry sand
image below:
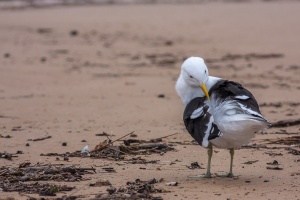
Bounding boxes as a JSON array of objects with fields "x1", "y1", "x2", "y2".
[{"x1": 0, "y1": 1, "x2": 299, "y2": 199}]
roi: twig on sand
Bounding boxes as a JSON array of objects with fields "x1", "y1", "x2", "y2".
[
  {"x1": 92, "y1": 131, "x2": 135, "y2": 152},
  {"x1": 28, "y1": 135, "x2": 52, "y2": 141},
  {"x1": 112, "y1": 131, "x2": 135, "y2": 143},
  {"x1": 123, "y1": 132, "x2": 179, "y2": 145},
  {"x1": 270, "y1": 119, "x2": 300, "y2": 128},
  {"x1": 150, "y1": 132, "x2": 179, "y2": 142}
]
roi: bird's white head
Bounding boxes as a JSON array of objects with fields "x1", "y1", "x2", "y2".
[{"x1": 181, "y1": 57, "x2": 210, "y2": 99}]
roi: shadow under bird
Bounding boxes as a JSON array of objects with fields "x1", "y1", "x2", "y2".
[{"x1": 175, "y1": 57, "x2": 271, "y2": 178}]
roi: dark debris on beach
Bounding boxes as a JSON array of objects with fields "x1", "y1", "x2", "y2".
[
  {"x1": 92, "y1": 178, "x2": 167, "y2": 200},
  {"x1": 0, "y1": 163, "x2": 96, "y2": 196}
]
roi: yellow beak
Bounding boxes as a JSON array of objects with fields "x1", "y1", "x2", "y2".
[{"x1": 200, "y1": 83, "x2": 210, "y2": 99}]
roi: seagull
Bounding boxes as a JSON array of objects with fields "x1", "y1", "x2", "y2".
[{"x1": 175, "y1": 57, "x2": 270, "y2": 178}]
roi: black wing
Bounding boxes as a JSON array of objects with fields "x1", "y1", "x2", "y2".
[
  {"x1": 210, "y1": 79, "x2": 262, "y2": 115},
  {"x1": 183, "y1": 97, "x2": 221, "y2": 146}
]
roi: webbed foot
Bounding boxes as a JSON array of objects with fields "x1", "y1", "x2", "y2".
[{"x1": 215, "y1": 172, "x2": 239, "y2": 178}]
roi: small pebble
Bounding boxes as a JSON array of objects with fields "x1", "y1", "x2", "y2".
[
  {"x1": 70, "y1": 30, "x2": 78, "y2": 36},
  {"x1": 16, "y1": 150, "x2": 23, "y2": 154},
  {"x1": 130, "y1": 133, "x2": 137, "y2": 137},
  {"x1": 62, "y1": 142, "x2": 67, "y2": 146},
  {"x1": 165, "y1": 40, "x2": 173, "y2": 46},
  {"x1": 4, "y1": 53, "x2": 10, "y2": 58},
  {"x1": 64, "y1": 157, "x2": 69, "y2": 161},
  {"x1": 26, "y1": 143, "x2": 30, "y2": 147},
  {"x1": 157, "y1": 94, "x2": 165, "y2": 98},
  {"x1": 40, "y1": 57, "x2": 47, "y2": 63}
]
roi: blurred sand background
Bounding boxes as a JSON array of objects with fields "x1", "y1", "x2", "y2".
[{"x1": 0, "y1": 1, "x2": 299, "y2": 199}]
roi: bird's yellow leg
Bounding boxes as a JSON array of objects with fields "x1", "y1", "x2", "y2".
[
  {"x1": 215, "y1": 148, "x2": 237, "y2": 178},
  {"x1": 189, "y1": 144, "x2": 213, "y2": 178},
  {"x1": 228, "y1": 148, "x2": 234, "y2": 177}
]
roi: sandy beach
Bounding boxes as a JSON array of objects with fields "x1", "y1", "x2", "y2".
[{"x1": 0, "y1": 1, "x2": 299, "y2": 199}]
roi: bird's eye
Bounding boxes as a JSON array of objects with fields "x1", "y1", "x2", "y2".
[
  {"x1": 205, "y1": 70, "x2": 207, "y2": 73},
  {"x1": 189, "y1": 75, "x2": 193, "y2": 78}
]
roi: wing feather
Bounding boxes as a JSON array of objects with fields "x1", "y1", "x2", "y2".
[{"x1": 183, "y1": 97, "x2": 222, "y2": 147}]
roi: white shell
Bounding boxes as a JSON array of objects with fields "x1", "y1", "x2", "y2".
[{"x1": 81, "y1": 145, "x2": 90, "y2": 153}]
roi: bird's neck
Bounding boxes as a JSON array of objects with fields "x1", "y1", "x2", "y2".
[
  {"x1": 176, "y1": 75, "x2": 221, "y2": 106},
  {"x1": 206, "y1": 76, "x2": 221, "y2": 91}
]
